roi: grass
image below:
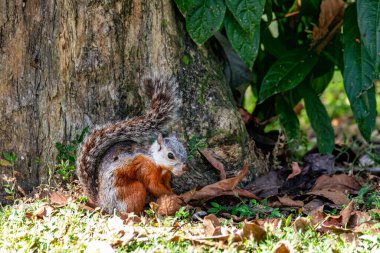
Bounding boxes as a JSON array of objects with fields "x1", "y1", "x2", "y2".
[{"x1": 1, "y1": 197, "x2": 379, "y2": 252}]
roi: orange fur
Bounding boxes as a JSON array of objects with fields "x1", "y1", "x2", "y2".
[{"x1": 113, "y1": 154, "x2": 173, "y2": 214}]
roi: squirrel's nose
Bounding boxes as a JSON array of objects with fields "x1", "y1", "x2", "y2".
[{"x1": 182, "y1": 164, "x2": 188, "y2": 172}]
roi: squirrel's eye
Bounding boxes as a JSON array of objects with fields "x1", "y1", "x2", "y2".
[{"x1": 168, "y1": 153, "x2": 175, "y2": 159}]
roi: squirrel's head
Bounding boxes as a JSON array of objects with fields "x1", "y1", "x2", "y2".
[{"x1": 150, "y1": 133, "x2": 188, "y2": 176}]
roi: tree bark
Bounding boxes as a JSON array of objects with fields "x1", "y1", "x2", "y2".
[{"x1": 0, "y1": 0, "x2": 253, "y2": 193}]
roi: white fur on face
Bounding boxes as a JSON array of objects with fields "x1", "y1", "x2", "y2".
[{"x1": 149, "y1": 141, "x2": 186, "y2": 176}]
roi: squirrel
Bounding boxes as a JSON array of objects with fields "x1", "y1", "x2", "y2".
[{"x1": 76, "y1": 76, "x2": 188, "y2": 214}]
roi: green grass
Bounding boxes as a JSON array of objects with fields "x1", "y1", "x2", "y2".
[{"x1": 1, "y1": 199, "x2": 379, "y2": 252}]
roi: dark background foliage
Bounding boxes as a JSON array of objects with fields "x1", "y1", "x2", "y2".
[{"x1": 175, "y1": 0, "x2": 379, "y2": 154}]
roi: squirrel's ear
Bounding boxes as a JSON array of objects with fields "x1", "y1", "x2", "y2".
[{"x1": 157, "y1": 133, "x2": 163, "y2": 149}]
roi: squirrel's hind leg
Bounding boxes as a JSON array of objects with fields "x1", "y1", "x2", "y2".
[{"x1": 116, "y1": 181, "x2": 147, "y2": 214}]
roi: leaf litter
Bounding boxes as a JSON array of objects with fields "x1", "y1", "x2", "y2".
[{"x1": 4, "y1": 142, "x2": 380, "y2": 251}]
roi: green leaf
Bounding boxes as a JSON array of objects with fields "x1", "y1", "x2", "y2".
[
  {"x1": 264, "y1": 0, "x2": 273, "y2": 25},
  {"x1": 357, "y1": 0, "x2": 380, "y2": 79},
  {"x1": 225, "y1": 0, "x2": 266, "y2": 33},
  {"x1": 322, "y1": 35, "x2": 344, "y2": 72},
  {"x1": 343, "y1": 5, "x2": 377, "y2": 141},
  {"x1": 259, "y1": 50, "x2": 319, "y2": 102},
  {"x1": 186, "y1": 0, "x2": 226, "y2": 45},
  {"x1": 310, "y1": 67, "x2": 334, "y2": 95},
  {"x1": 301, "y1": 86, "x2": 334, "y2": 154},
  {"x1": 2, "y1": 151, "x2": 11, "y2": 161},
  {"x1": 210, "y1": 202, "x2": 220, "y2": 208},
  {"x1": 300, "y1": 0, "x2": 320, "y2": 15},
  {"x1": 275, "y1": 96, "x2": 300, "y2": 149},
  {"x1": 224, "y1": 12, "x2": 260, "y2": 68},
  {"x1": 175, "y1": 0, "x2": 193, "y2": 16}
]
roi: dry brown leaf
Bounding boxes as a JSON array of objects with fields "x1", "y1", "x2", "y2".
[
  {"x1": 302, "y1": 199, "x2": 324, "y2": 215},
  {"x1": 271, "y1": 196, "x2": 304, "y2": 208},
  {"x1": 312, "y1": 0, "x2": 345, "y2": 41},
  {"x1": 17, "y1": 185, "x2": 26, "y2": 196},
  {"x1": 242, "y1": 221, "x2": 267, "y2": 243},
  {"x1": 273, "y1": 241, "x2": 292, "y2": 253},
  {"x1": 347, "y1": 211, "x2": 371, "y2": 228},
  {"x1": 307, "y1": 189, "x2": 350, "y2": 205},
  {"x1": 255, "y1": 218, "x2": 283, "y2": 234},
  {"x1": 203, "y1": 214, "x2": 222, "y2": 236},
  {"x1": 198, "y1": 148, "x2": 226, "y2": 180},
  {"x1": 181, "y1": 166, "x2": 249, "y2": 203},
  {"x1": 239, "y1": 108, "x2": 253, "y2": 124},
  {"x1": 215, "y1": 189, "x2": 261, "y2": 200},
  {"x1": 312, "y1": 174, "x2": 361, "y2": 193},
  {"x1": 293, "y1": 217, "x2": 311, "y2": 233},
  {"x1": 33, "y1": 204, "x2": 55, "y2": 219},
  {"x1": 309, "y1": 209, "x2": 326, "y2": 226},
  {"x1": 287, "y1": 162, "x2": 301, "y2": 180},
  {"x1": 78, "y1": 204, "x2": 95, "y2": 212},
  {"x1": 152, "y1": 194, "x2": 184, "y2": 216},
  {"x1": 49, "y1": 191, "x2": 69, "y2": 206},
  {"x1": 341, "y1": 200, "x2": 355, "y2": 226}
]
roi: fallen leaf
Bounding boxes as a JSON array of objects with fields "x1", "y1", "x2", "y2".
[
  {"x1": 287, "y1": 162, "x2": 301, "y2": 180},
  {"x1": 312, "y1": 174, "x2": 361, "y2": 193},
  {"x1": 79, "y1": 204, "x2": 95, "y2": 212},
  {"x1": 203, "y1": 214, "x2": 222, "y2": 236},
  {"x1": 255, "y1": 218, "x2": 283, "y2": 234},
  {"x1": 347, "y1": 211, "x2": 371, "y2": 228},
  {"x1": 242, "y1": 221, "x2": 267, "y2": 243},
  {"x1": 304, "y1": 153, "x2": 335, "y2": 175},
  {"x1": 198, "y1": 149, "x2": 226, "y2": 180},
  {"x1": 307, "y1": 189, "x2": 350, "y2": 205},
  {"x1": 273, "y1": 241, "x2": 292, "y2": 253},
  {"x1": 341, "y1": 200, "x2": 355, "y2": 226},
  {"x1": 309, "y1": 208, "x2": 326, "y2": 226},
  {"x1": 33, "y1": 204, "x2": 55, "y2": 219},
  {"x1": 49, "y1": 191, "x2": 69, "y2": 206},
  {"x1": 181, "y1": 166, "x2": 249, "y2": 203},
  {"x1": 152, "y1": 194, "x2": 184, "y2": 216},
  {"x1": 17, "y1": 185, "x2": 26, "y2": 196},
  {"x1": 293, "y1": 217, "x2": 311, "y2": 233},
  {"x1": 246, "y1": 170, "x2": 282, "y2": 198},
  {"x1": 302, "y1": 199, "x2": 324, "y2": 215},
  {"x1": 270, "y1": 196, "x2": 304, "y2": 208}
]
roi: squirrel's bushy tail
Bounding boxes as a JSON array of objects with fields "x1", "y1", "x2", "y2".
[{"x1": 76, "y1": 76, "x2": 178, "y2": 203}]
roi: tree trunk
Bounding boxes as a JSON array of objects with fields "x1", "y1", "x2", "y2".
[{"x1": 0, "y1": 0, "x2": 253, "y2": 194}]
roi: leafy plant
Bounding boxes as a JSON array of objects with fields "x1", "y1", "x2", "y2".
[
  {"x1": 1, "y1": 151, "x2": 17, "y2": 166},
  {"x1": 208, "y1": 199, "x2": 282, "y2": 218},
  {"x1": 188, "y1": 136, "x2": 207, "y2": 160},
  {"x1": 56, "y1": 160, "x2": 76, "y2": 181},
  {"x1": 1, "y1": 175, "x2": 16, "y2": 198},
  {"x1": 175, "y1": 206, "x2": 191, "y2": 220},
  {"x1": 354, "y1": 185, "x2": 380, "y2": 210},
  {"x1": 55, "y1": 127, "x2": 88, "y2": 180},
  {"x1": 174, "y1": 0, "x2": 379, "y2": 153}
]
